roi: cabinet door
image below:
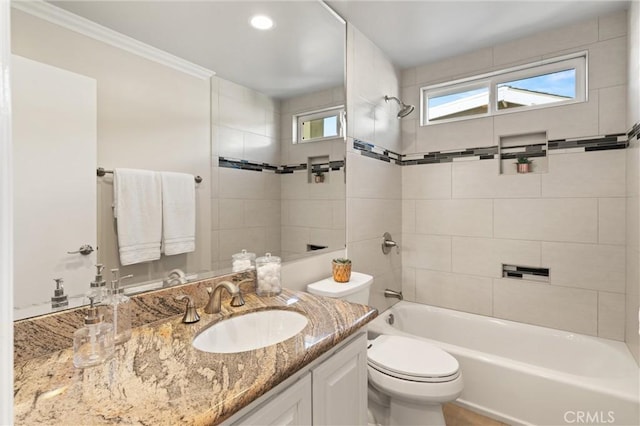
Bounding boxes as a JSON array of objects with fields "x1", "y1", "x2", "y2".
[
  {"x1": 237, "y1": 373, "x2": 311, "y2": 426},
  {"x1": 312, "y1": 333, "x2": 368, "y2": 425}
]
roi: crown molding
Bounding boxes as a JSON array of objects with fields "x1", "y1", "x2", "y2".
[{"x1": 11, "y1": 0, "x2": 215, "y2": 80}]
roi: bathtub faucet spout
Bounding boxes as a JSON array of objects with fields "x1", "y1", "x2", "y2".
[{"x1": 384, "y1": 289, "x2": 403, "y2": 301}]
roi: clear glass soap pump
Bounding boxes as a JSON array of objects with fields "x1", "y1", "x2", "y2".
[
  {"x1": 104, "y1": 269, "x2": 133, "y2": 345},
  {"x1": 73, "y1": 296, "x2": 114, "y2": 368}
]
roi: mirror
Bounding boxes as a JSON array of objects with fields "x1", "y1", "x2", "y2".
[{"x1": 12, "y1": 1, "x2": 346, "y2": 320}]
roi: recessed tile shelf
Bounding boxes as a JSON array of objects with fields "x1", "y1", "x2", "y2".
[
  {"x1": 503, "y1": 264, "x2": 550, "y2": 282},
  {"x1": 499, "y1": 132, "x2": 548, "y2": 175}
]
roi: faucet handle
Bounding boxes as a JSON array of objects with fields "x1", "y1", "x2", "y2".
[
  {"x1": 175, "y1": 295, "x2": 200, "y2": 324},
  {"x1": 230, "y1": 292, "x2": 245, "y2": 307}
]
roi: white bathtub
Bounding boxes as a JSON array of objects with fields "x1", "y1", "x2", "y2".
[{"x1": 367, "y1": 301, "x2": 639, "y2": 426}]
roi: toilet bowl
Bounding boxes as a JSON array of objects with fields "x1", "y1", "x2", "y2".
[
  {"x1": 368, "y1": 334, "x2": 463, "y2": 425},
  {"x1": 307, "y1": 273, "x2": 464, "y2": 426}
]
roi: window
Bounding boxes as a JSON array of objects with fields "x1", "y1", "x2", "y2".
[
  {"x1": 421, "y1": 52, "x2": 586, "y2": 125},
  {"x1": 293, "y1": 106, "x2": 344, "y2": 144}
]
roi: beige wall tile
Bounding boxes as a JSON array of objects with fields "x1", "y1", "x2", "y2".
[
  {"x1": 599, "y1": 85, "x2": 627, "y2": 135},
  {"x1": 493, "y1": 278, "x2": 598, "y2": 335},
  {"x1": 347, "y1": 198, "x2": 401, "y2": 242},
  {"x1": 402, "y1": 200, "x2": 416, "y2": 234},
  {"x1": 401, "y1": 117, "x2": 418, "y2": 154},
  {"x1": 347, "y1": 237, "x2": 401, "y2": 285},
  {"x1": 417, "y1": 116, "x2": 494, "y2": 152},
  {"x1": 542, "y1": 242, "x2": 625, "y2": 293},
  {"x1": 347, "y1": 152, "x2": 401, "y2": 200},
  {"x1": 452, "y1": 159, "x2": 541, "y2": 199},
  {"x1": 598, "y1": 292, "x2": 625, "y2": 340},
  {"x1": 493, "y1": 91, "x2": 599, "y2": 140},
  {"x1": 415, "y1": 270, "x2": 493, "y2": 316},
  {"x1": 493, "y1": 18, "x2": 598, "y2": 66},
  {"x1": 288, "y1": 200, "x2": 333, "y2": 229},
  {"x1": 598, "y1": 11, "x2": 627, "y2": 41},
  {"x1": 218, "y1": 168, "x2": 266, "y2": 199},
  {"x1": 599, "y1": 197, "x2": 626, "y2": 245},
  {"x1": 402, "y1": 162, "x2": 452, "y2": 200},
  {"x1": 416, "y1": 199, "x2": 493, "y2": 237},
  {"x1": 589, "y1": 36, "x2": 628, "y2": 90},
  {"x1": 494, "y1": 198, "x2": 598, "y2": 243},
  {"x1": 415, "y1": 48, "x2": 494, "y2": 85},
  {"x1": 541, "y1": 150, "x2": 626, "y2": 198},
  {"x1": 218, "y1": 199, "x2": 244, "y2": 229},
  {"x1": 452, "y1": 237, "x2": 541, "y2": 278},
  {"x1": 402, "y1": 267, "x2": 416, "y2": 301},
  {"x1": 402, "y1": 233, "x2": 452, "y2": 271}
]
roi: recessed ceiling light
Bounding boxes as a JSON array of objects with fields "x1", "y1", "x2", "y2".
[{"x1": 250, "y1": 15, "x2": 274, "y2": 30}]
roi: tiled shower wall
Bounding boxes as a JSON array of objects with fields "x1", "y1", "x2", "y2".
[
  {"x1": 211, "y1": 76, "x2": 281, "y2": 270},
  {"x1": 397, "y1": 11, "x2": 629, "y2": 339},
  {"x1": 625, "y1": 1, "x2": 639, "y2": 363},
  {"x1": 279, "y1": 87, "x2": 346, "y2": 259},
  {"x1": 345, "y1": 24, "x2": 402, "y2": 312}
]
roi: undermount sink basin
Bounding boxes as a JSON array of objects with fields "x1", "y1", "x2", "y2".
[{"x1": 192, "y1": 310, "x2": 309, "y2": 353}]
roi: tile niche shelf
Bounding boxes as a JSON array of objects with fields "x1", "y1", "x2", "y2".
[{"x1": 499, "y1": 131, "x2": 548, "y2": 175}]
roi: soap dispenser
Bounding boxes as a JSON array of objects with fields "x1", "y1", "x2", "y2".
[
  {"x1": 51, "y1": 278, "x2": 69, "y2": 309},
  {"x1": 73, "y1": 296, "x2": 114, "y2": 368},
  {"x1": 104, "y1": 269, "x2": 132, "y2": 345},
  {"x1": 88, "y1": 264, "x2": 107, "y2": 303}
]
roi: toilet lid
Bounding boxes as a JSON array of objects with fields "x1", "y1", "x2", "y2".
[{"x1": 368, "y1": 335, "x2": 459, "y2": 382}]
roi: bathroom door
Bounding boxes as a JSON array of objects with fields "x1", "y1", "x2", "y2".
[{"x1": 12, "y1": 55, "x2": 97, "y2": 313}]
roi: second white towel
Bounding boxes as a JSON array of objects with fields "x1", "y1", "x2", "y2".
[{"x1": 161, "y1": 171, "x2": 196, "y2": 255}]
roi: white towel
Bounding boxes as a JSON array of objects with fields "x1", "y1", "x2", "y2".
[
  {"x1": 161, "y1": 171, "x2": 196, "y2": 256},
  {"x1": 114, "y1": 168, "x2": 162, "y2": 265}
]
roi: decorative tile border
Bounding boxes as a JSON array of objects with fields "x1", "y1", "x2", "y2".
[
  {"x1": 548, "y1": 133, "x2": 627, "y2": 153},
  {"x1": 629, "y1": 122, "x2": 640, "y2": 142},
  {"x1": 353, "y1": 131, "x2": 631, "y2": 167},
  {"x1": 218, "y1": 157, "x2": 345, "y2": 174}
]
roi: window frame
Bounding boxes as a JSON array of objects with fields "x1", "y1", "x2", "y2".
[
  {"x1": 293, "y1": 105, "x2": 345, "y2": 144},
  {"x1": 420, "y1": 52, "x2": 588, "y2": 126}
]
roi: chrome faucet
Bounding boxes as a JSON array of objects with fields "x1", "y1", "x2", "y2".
[
  {"x1": 204, "y1": 281, "x2": 245, "y2": 314},
  {"x1": 384, "y1": 289, "x2": 403, "y2": 301}
]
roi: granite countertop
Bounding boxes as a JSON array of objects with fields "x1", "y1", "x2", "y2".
[{"x1": 13, "y1": 288, "x2": 377, "y2": 425}]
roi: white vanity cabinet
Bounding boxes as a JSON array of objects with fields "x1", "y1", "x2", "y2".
[
  {"x1": 311, "y1": 332, "x2": 368, "y2": 425},
  {"x1": 238, "y1": 373, "x2": 312, "y2": 425},
  {"x1": 228, "y1": 332, "x2": 367, "y2": 426}
]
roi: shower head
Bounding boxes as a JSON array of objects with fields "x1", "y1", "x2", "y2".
[{"x1": 385, "y1": 95, "x2": 415, "y2": 119}]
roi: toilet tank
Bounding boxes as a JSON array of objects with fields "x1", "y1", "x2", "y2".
[{"x1": 307, "y1": 272, "x2": 373, "y2": 305}]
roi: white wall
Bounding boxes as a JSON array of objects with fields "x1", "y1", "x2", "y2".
[
  {"x1": 346, "y1": 24, "x2": 402, "y2": 312},
  {"x1": 626, "y1": 1, "x2": 640, "y2": 363},
  {"x1": 400, "y1": 11, "x2": 628, "y2": 339}
]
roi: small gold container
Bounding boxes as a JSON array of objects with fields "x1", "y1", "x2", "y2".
[{"x1": 332, "y1": 261, "x2": 352, "y2": 283}]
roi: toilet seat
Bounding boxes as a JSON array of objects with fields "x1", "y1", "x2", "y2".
[{"x1": 367, "y1": 335, "x2": 460, "y2": 383}]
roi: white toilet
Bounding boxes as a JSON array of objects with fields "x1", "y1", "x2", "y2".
[{"x1": 307, "y1": 272, "x2": 463, "y2": 426}]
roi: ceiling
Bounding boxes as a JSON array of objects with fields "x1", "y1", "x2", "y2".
[
  {"x1": 49, "y1": 1, "x2": 630, "y2": 98},
  {"x1": 328, "y1": 0, "x2": 630, "y2": 69}
]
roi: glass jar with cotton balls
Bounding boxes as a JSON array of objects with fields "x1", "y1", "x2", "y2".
[{"x1": 255, "y1": 253, "x2": 281, "y2": 296}]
